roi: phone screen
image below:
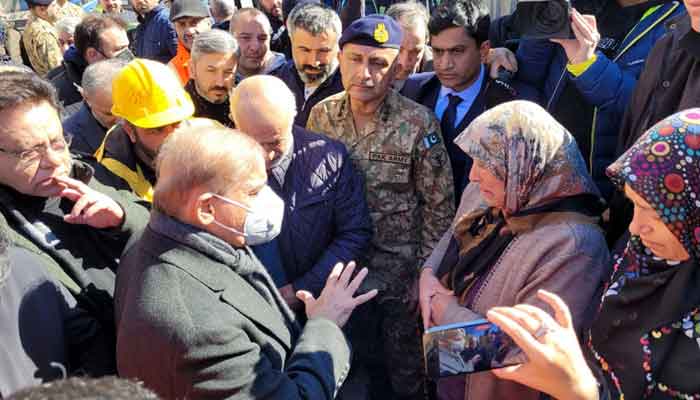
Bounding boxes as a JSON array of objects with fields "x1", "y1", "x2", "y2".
[{"x1": 423, "y1": 319, "x2": 527, "y2": 378}]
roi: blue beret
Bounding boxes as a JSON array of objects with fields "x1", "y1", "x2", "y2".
[{"x1": 339, "y1": 15, "x2": 403, "y2": 50}]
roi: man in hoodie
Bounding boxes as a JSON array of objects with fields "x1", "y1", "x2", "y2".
[{"x1": 48, "y1": 15, "x2": 131, "y2": 109}]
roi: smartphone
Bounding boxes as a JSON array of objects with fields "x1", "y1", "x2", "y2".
[{"x1": 423, "y1": 318, "x2": 528, "y2": 379}]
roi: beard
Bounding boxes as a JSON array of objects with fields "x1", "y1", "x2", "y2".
[{"x1": 296, "y1": 62, "x2": 334, "y2": 85}]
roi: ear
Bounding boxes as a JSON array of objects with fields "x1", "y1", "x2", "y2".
[
  {"x1": 84, "y1": 47, "x2": 101, "y2": 64},
  {"x1": 188, "y1": 59, "x2": 196, "y2": 80},
  {"x1": 195, "y1": 192, "x2": 216, "y2": 225},
  {"x1": 121, "y1": 123, "x2": 138, "y2": 144},
  {"x1": 479, "y1": 40, "x2": 491, "y2": 64}
]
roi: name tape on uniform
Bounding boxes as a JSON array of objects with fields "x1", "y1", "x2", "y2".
[{"x1": 369, "y1": 151, "x2": 411, "y2": 165}]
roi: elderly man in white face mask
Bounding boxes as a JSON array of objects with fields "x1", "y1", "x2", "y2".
[{"x1": 115, "y1": 124, "x2": 376, "y2": 400}]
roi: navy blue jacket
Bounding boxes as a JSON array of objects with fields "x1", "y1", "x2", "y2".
[
  {"x1": 271, "y1": 60, "x2": 345, "y2": 127},
  {"x1": 63, "y1": 102, "x2": 109, "y2": 156},
  {"x1": 47, "y1": 46, "x2": 86, "y2": 108},
  {"x1": 401, "y1": 70, "x2": 516, "y2": 203},
  {"x1": 133, "y1": 5, "x2": 178, "y2": 64},
  {"x1": 514, "y1": 1, "x2": 684, "y2": 198},
  {"x1": 269, "y1": 126, "x2": 372, "y2": 296}
]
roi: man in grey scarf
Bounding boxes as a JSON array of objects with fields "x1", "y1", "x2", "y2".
[{"x1": 115, "y1": 124, "x2": 377, "y2": 400}]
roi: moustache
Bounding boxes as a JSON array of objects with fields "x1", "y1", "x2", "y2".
[{"x1": 209, "y1": 86, "x2": 228, "y2": 92}]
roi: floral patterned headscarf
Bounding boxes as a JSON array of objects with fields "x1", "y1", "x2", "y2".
[
  {"x1": 454, "y1": 100, "x2": 601, "y2": 215},
  {"x1": 607, "y1": 108, "x2": 700, "y2": 261}
]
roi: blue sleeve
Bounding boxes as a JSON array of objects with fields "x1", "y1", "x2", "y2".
[
  {"x1": 292, "y1": 147, "x2": 373, "y2": 296},
  {"x1": 156, "y1": 17, "x2": 177, "y2": 63},
  {"x1": 514, "y1": 38, "x2": 556, "y2": 90},
  {"x1": 570, "y1": 50, "x2": 639, "y2": 118}
]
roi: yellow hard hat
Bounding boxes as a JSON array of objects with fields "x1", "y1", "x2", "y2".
[{"x1": 111, "y1": 58, "x2": 195, "y2": 129}]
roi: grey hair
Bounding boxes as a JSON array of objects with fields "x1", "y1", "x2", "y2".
[
  {"x1": 55, "y1": 16, "x2": 82, "y2": 36},
  {"x1": 191, "y1": 29, "x2": 238, "y2": 62},
  {"x1": 210, "y1": 0, "x2": 237, "y2": 21},
  {"x1": 81, "y1": 58, "x2": 128, "y2": 98},
  {"x1": 387, "y1": 1, "x2": 429, "y2": 37},
  {"x1": 286, "y1": 3, "x2": 341, "y2": 37}
]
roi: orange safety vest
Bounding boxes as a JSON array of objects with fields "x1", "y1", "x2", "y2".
[{"x1": 168, "y1": 41, "x2": 190, "y2": 86}]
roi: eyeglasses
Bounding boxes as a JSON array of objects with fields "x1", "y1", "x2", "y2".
[{"x1": 0, "y1": 133, "x2": 72, "y2": 166}]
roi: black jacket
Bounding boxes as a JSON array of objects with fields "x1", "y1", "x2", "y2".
[
  {"x1": 184, "y1": 80, "x2": 233, "y2": 128},
  {"x1": 47, "y1": 46, "x2": 86, "y2": 108},
  {"x1": 63, "y1": 102, "x2": 109, "y2": 156},
  {"x1": 400, "y1": 70, "x2": 516, "y2": 202},
  {"x1": 607, "y1": 15, "x2": 700, "y2": 245},
  {"x1": 0, "y1": 245, "x2": 115, "y2": 397},
  {"x1": 270, "y1": 60, "x2": 344, "y2": 127}
]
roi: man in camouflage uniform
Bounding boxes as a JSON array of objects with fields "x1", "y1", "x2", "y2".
[
  {"x1": 307, "y1": 14, "x2": 455, "y2": 400},
  {"x1": 50, "y1": 0, "x2": 85, "y2": 21},
  {"x1": 22, "y1": 0, "x2": 63, "y2": 76}
]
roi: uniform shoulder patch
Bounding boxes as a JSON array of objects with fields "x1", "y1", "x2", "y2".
[{"x1": 423, "y1": 132, "x2": 441, "y2": 149}]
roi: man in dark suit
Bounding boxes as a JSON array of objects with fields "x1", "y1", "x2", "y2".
[
  {"x1": 115, "y1": 124, "x2": 377, "y2": 400},
  {"x1": 230, "y1": 75, "x2": 372, "y2": 311},
  {"x1": 63, "y1": 59, "x2": 127, "y2": 155},
  {"x1": 401, "y1": 0, "x2": 515, "y2": 203}
]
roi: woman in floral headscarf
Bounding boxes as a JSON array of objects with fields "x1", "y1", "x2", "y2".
[
  {"x1": 418, "y1": 100, "x2": 610, "y2": 400},
  {"x1": 487, "y1": 109, "x2": 700, "y2": 400}
]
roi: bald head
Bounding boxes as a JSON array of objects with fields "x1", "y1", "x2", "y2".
[{"x1": 230, "y1": 75, "x2": 297, "y2": 170}]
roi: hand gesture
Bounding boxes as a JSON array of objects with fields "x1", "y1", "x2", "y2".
[
  {"x1": 551, "y1": 10, "x2": 600, "y2": 65},
  {"x1": 419, "y1": 267, "x2": 454, "y2": 329},
  {"x1": 54, "y1": 175, "x2": 125, "y2": 229},
  {"x1": 297, "y1": 261, "x2": 378, "y2": 328},
  {"x1": 486, "y1": 290, "x2": 599, "y2": 400},
  {"x1": 487, "y1": 47, "x2": 518, "y2": 79}
]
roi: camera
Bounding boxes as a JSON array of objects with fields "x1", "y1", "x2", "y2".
[{"x1": 512, "y1": 0, "x2": 573, "y2": 40}]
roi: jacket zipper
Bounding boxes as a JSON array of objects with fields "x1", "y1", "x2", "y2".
[{"x1": 586, "y1": 1, "x2": 680, "y2": 174}]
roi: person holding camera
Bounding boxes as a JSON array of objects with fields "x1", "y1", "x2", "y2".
[{"x1": 507, "y1": 0, "x2": 684, "y2": 199}]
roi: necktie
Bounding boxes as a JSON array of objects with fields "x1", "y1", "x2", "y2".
[
  {"x1": 440, "y1": 93, "x2": 467, "y2": 205},
  {"x1": 440, "y1": 94, "x2": 464, "y2": 142}
]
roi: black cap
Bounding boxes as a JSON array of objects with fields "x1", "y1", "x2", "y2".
[
  {"x1": 339, "y1": 14, "x2": 403, "y2": 50},
  {"x1": 169, "y1": 0, "x2": 210, "y2": 22},
  {"x1": 26, "y1": 0, "x2": 54, "y2": 6}
]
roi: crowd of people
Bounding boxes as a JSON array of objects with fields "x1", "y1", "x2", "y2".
[{"x1": 0, "y1": 0, "x2": 698, "y2": 398}]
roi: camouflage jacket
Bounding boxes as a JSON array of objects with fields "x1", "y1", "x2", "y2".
[
  {"x1": 52, "y1": 1, "x2": 85, "y2": 21},
  {"x1": 307, "y1": 90, "x2": 456, "y2": 291},
  {"x1": 22, "y1": 16, "x2": 62, "y2": 76}
]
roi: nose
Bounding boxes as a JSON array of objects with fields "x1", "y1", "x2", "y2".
[
  {"x1": 215, "y1": 72, "x2": 225, "y2": 86},
  {"x1": 40, "y1": 147, "x2": 65, "y2": 169},
  {"x1": 628, "y1": 209, "x2": 652, "y2": 237},
  {"x1": 359, "y1": 63, "x2": 371, "y2": 80},
  {"x1": 468, "y1": 165, "x2": 479, "y2": 182}
]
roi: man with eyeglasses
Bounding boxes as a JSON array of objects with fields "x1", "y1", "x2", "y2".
[
  {"x1": 48, "y1": 14, "x2": 132, "y2": 112},
  {"x1": 0, "y1": 66, "x2": 150, "y2": 373}
]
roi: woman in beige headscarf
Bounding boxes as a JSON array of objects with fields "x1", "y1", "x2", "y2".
[{"x1": 418, "y1": 100, "x2": 610, "y2": 400}]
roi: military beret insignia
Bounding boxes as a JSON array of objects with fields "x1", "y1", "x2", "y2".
[{"x1": 374, "y1": 23, "x2": 389, "y2": 43}]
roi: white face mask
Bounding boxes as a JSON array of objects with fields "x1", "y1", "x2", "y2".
[{"x1": 209, "y1": 185, "x2": 284, "y2": 245}]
